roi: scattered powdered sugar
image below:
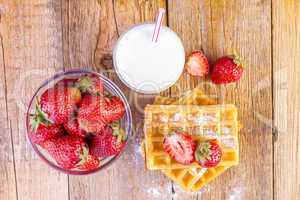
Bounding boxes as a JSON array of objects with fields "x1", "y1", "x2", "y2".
[
  {"x1": 203, "y1": 129, "x2": 219, "y2": 138},
  {"x1": 222, "y1": 127, "x2": 231, "y2": 135},
  {"x1": 171, "y1": 113, "x2": 182, "y2": 122},
  {"x1": 159, "y1": 115, "x2": 169, "y2": 123},
  {"x1": 227, "y1": 187, "x2": 244, "y2": 200},
  {"x1": 190, "y1": 168, "x2": 207, "y2": 178},
  {"x1": 194, "y1": 115, "x2": 217, "y2": 125},
  {"x1": 220, "y1": 136, "x2": 236, "y2": 148}
]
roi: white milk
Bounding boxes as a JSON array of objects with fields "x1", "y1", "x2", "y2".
[{"x1": 113, "y1": 24, "x2": 185, "y2": 94}]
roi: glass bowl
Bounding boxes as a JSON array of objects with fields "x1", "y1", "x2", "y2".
[{"x1": 26, "y1": 69, "x2": 132, "y2": 175}]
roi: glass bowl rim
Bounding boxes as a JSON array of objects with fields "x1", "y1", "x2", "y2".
[{"x1": 25, "y1": 69, "x2": 133, "y2": 175}]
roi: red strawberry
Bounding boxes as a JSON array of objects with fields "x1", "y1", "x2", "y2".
[
  {"x1": 43, "y1": 135, "x2": 88, "y2": 169},
  {"x1": 40, "y1": 85, "x2": 81, "y2": 124},
  {"x1": 211, "y1": 55, "x2": 244, "y2": 84},
  {"x1": 77, "y1": 75, "x2": 104, "y2": 96},
  {"x1": 90, "y1": 123, "x2": 126, "y2": 157},
  {"x1": 185, "y1": 51, "x2": 209, "y2": 77},
  {"x1": 195, "y1": 139, "x2": 222, "y2": 168},
  {"x1": 163, "y1": 131, "x2": 196, "y2": 165},
  {"x1": 64, "y1": 116, "x2": 87, "y2": 138},
  {"x1": 77, "y1": 95, "x2": 125, "y2": 133},
  {"x1": 77, "y1": 95, "x2": 107, "y2": 133},
  {"x1": 30, "y1": 123, "x2": 64, "y2": 145},
  {"x1": 29, "y1": 104, "x2": 64, "y2": 145},
  {"x1": 100, "y1": 96, "x2": 125, "y2": 123},
  {"x1": 76, "y1": 148, "x2": 100, "y2": 170}
]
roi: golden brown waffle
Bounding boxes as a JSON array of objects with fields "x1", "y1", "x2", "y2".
[
  {"x1": 145, "y1": 87, "x2": 240, "y2": 191},
  {"x1": 163, "y1": 166, "x2": 229, "y2": 192},
  {"x1": 144, "y1": 104, "x2": 239, "y2": 170},
  {"x1": 154, "y1": 88, "x2": 216, "y2": 105}
]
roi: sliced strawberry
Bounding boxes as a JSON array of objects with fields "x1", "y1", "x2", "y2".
[
  {"x1": 195, "y1": 139, "x2": 222, "y2": 168},
  {"x1": 185, "y1": 51, "x2": 209, "y2": 77},
  {"x1": 163, "y1": 131, "x2": 196, "y2": 165}
]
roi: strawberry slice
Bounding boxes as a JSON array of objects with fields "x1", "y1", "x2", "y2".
[
  {"x1": 195, "y1": 139, "x2": 222, "y2": 168},
  {"x1": 185, "y1": 51, "x2": 209, "y2": 77},
  {"x1": 163, "y1": 131, "x2": 196, "y2": 165}
]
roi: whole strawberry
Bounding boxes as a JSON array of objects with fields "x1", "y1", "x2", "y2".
[
  {"x1": 30, "y1": 123, "x2": 64, "y2": 145},
  {"x1": 163, "y1": 130, "x2": 196, "y2": 165},
  {"x1": 77, "y1": 75, "x2": 104, "y2": 96},
  {"x1": 64, "y1": 116, "x2": 87, "y2": 138},
  {"x1": 77, "y1": 95, "x2": 107, "y2": 133},
  {"x1": 100, "y1": 96, "x2": 125, "y2": 123},
  {"x1": 43, "y1": 135, "x2": 89, "y2": 169},
  {"x1": 185, "y1": 51, "x2": 209, "y2": 77},
  {"x1": 40, "y1": 84, "x2": 81, "y2": 124},
  {"x1": 211, "y1": 55, "x2": 244, "y2": 84},
  {"x1": 90, "y1": 123, "x2": 126, "y2": 158},
  {"x1": 77, "y1": 95, "x2": 125, "y2": 133},
  {"x1": 195, "y1": 139, "x2": 222, "y2": 168},
  {"x1": 76, "y1": 148, "x2": 100, "y2": 170},
  {"x1": 29, "y1": 104, "x2": 64, "y2": 145}
]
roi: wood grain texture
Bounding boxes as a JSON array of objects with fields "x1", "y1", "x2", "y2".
[
  {"x1": 0, "y1": 14, "x2": 17, "y2": 200},
  {"x1": 0, "y1": 1, "x2": 68, "y2": 199},
  {"x1": 273, "y1": 1, "x2": 300, "y2": 200},
  {"x1": 168, "y1": 1, "x2": 273, "y2": 200}
]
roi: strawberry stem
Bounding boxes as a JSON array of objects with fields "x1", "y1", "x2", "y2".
[{"x1": 30, "y1": 98, "x2": 53, "y2": 131}]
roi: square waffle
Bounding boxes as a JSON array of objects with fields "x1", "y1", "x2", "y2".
[
  {"x1": 144, "y1": 104, "x2": 239, "y2": 170},
  {"x1": 143, "y1": 88, "x2": 240, "y2": 192}
]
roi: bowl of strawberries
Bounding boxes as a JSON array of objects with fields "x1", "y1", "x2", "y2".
[{"x1": 26, "y1": 69, "x2": 132, "y2": 174}]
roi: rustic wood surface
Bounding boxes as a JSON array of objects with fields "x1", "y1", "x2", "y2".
[{"x1": 0, "y1": 0, "x2": 299, "y2": 200}]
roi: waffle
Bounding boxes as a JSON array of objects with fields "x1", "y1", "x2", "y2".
[
  {"x1": 151, "y1": 88, "x2": 240, "y2": 191},
  {"x1": 144, "y1": 104, "x2": 239, "y2": 170},
  {"x1": 154, "y1": 88, "x2": 216, "y2": 105}
]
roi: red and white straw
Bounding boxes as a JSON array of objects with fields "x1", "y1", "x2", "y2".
[{"x1": 152, "y1": 8, "x2": 165, "y2": 42}]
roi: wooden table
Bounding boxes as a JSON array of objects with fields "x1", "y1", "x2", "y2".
[{"x1": 0, "y1": 1, "x2": 299, "y2": 200}]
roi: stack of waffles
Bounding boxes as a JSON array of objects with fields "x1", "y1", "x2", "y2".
[{"x1": 143, "y1": 88, "x2": 240, "y2": 192}]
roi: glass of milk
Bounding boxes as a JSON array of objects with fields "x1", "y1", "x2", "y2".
[{"x1": 113, "y1": 23, "x2": 185, "y2": 94}]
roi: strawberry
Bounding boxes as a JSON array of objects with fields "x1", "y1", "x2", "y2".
[
  {"x1": 64, "y1": 115, "x2": 87, "y2": 138},
  {"x1": 185, "y1": 51, "x2": 209, "y2": 77},
  {"x1": 211, "y1": 55, "x2": 244, "y2": 84},
  {"x1": 30, "y1": 123, "x2": 64, "y2": 145},
  {"x1": 43, "y1": 135, "x2": 89, "y2": 169},
  {"x1": 163, "y1": 131, "x2": 196, "y2": 165},
  {"x1": 100, "y1": 96, "x2": 125, "y2": 123},
  {"x1": 76, "y1": 148, "x2": 100, "y2": 170},
  {"x1": 195, "y1": 139, "x2": 222, "y2": 168},
  {"x1": 77, "y1": 75, "x2": 104, "y2": 96},
  {"x1": 77, "y1": 95, "x2": 125, "y2": 133},
  {"x1": 77, "y1": 95, "x2": 107, "y2": 133},
  {"x1": 40, "y1": 85, "x2": 81, "y2": 124},
  {"x1": 29, "y1": 104, "x2": 64, "y2": 145},
  {"x1": 89, "y1": 123, "x2": 126, "y2": 158}
]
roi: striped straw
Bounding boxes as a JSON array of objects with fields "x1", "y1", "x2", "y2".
[{"x1": 152, "y1": 8, "x2": 165, "y2": 42}]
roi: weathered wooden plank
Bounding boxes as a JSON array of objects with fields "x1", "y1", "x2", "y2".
[
  {"x1": 0, "y1": 16, "x2": 17, "y2": 200},
  {"x1": 64, "y1": 1, "x2": 174, "y2": 199},
  {"x1": 273, "y1": 1, "x2": 300, "y2": 200},
  {"x1": 168, "y1": 1, "x2": 273, "y2": 200},
  {"x1": 0, "y1": 0, "x2": 68, "y2": 199}
]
